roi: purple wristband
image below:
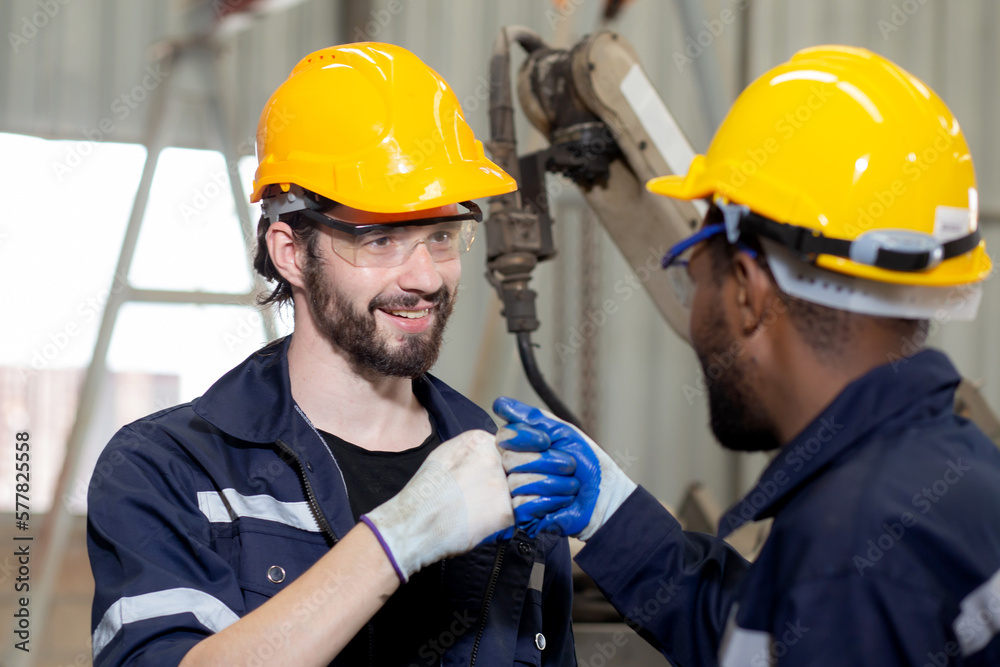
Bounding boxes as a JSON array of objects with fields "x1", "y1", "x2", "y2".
[{"x1": 360, "y1": 515, "x2": 407, "y2": 584}]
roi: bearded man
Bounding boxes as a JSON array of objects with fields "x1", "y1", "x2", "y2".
[{"x1": 87, "y1": 44, "x2": 576, "y2": 667}]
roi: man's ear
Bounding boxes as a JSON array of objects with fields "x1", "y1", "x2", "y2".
[
  {"x1": 731, "y1": 252, "x2": 777, "y2": 336},
  {"x1": 266, "y1": 221, "x2": 307, "y2": 290}
]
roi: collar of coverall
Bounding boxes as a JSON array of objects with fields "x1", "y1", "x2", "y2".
[
  {"x1": 191, "y1": 335, "x2": 473, "y2": 444},
  {"x1": 716, "y1": 348, "x2": 961, "y2": 539}
]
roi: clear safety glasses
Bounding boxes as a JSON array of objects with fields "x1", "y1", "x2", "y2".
[
  {"x1": 660, "y1": 223, "x2": 758, "y2": 307},
  {"x1": 298, "y1": 201, "x2": 482, "y2": 268}
]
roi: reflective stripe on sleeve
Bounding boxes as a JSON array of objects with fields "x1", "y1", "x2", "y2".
[
  {"x1": 197, "y1": 488, "x2": 320, "y2": 532},
  {"x1": 528, "y1": 562, "x2": 545, "y2": 592},
  {"x1": 719, "y1": 627, "x2": 774, "y2": 667},
  {"x1": 955, "y1": 567, "x2": 1000, "y2": 656},
  {"x1": 93, "y1": 587, "x2": 239, "y2": 657},
  {"x1": 718, "y1": 606, "x2": 774, "y2": 667}
]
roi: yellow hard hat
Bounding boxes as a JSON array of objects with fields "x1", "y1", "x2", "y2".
[
  {"x1": 648, "y1": 45, "x2": 990, "y2": 287},
  {"x1": 252, "y1": 43, "x2": 516, "y2": 212}
]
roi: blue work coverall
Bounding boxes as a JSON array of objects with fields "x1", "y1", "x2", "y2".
[
  {"x1": 576, "y1": 349, "x2": 1000, "y2": 666},
  {"x1": 87, "y1": 336, "x2": 576, "y2": 666}
]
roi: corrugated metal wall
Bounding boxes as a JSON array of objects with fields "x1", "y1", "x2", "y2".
[
  {"x1": 7, "y1": 0, "x2": 997, "y2": 210},
  {"x1": 7, "y1": 0, "x2": 999, "y2": 507}
]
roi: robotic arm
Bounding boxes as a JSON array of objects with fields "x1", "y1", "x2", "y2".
[
  {"x1": 484, "y1": 27, "x2": 1000, "y2": 444},
  {"x1": 484, "y1": 27, "x2": 704, "y2": 421}
]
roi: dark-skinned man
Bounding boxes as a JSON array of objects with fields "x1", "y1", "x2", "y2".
[{"x1": 494, "y1": 45, "x2": 1000, "y2": 666}]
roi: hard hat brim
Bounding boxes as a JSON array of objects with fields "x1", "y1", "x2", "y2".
[
  {"x1": 816, "y1": 242, "x2": 993, "y2": 288},
  {"x1": 645, "y1": 155, "x2": 713, "y2": 201}
]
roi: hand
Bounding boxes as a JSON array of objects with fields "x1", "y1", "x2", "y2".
[
  {"x1": 494, "y1": 397, "x2": 636, "y2": 541},
  {"x1": 496, "y1": 423, "x2": 579, "y2": 536},
  {"x1": 362, "y1": 430, "x2": 514, "y2": 582}
]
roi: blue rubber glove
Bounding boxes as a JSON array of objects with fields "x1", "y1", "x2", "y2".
[
  {"x1": 494, "y1": 397, "x2": 637, "y2": 541},
  {"x1": 498, "y1": 423, "x2": 579, "y2": 535}
]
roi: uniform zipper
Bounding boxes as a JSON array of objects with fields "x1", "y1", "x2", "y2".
[
  {"x1": 275, "y1": 438, "x2": 338, "y2": 545},
  {"x1": 277, "y1": 436, "x2": 375, "y2": 662},
  {"x1": 293, "y1": 404, "x2": 352, "y2": 503},
  {"x1": 469, "y1": 543, "x2": 506, "y2": 666}
]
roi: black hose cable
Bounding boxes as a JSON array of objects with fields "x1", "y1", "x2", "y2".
[{"x1": 516, "y1": 332, "x2": 585, "y2": 431}]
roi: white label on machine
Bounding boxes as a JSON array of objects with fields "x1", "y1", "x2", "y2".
[{"x1": 620, "y1": 64, "x2": 697, "y2": 181}]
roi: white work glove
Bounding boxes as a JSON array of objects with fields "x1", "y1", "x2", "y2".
[
  {"x1": 361, "y1": 429, "x2": 515, "y2": 583},
  {"x1": 494, "y1": 397, "x2": 637, "y2": 541}
]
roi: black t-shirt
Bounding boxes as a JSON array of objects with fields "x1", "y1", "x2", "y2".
[
  {"x1": 318, "y1": 420, "x2": 449, "y2": 665},
  {"x1": 319, "y1": 424, "x2": 440, "y2": 522}
]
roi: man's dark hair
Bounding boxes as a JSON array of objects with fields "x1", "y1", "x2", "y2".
[
  {"x1": 702, "y1": 206, "x2": 927, "y2": 358},
  {"x1": 253, "y1": 214, "x2": 322, "y2": 307}
]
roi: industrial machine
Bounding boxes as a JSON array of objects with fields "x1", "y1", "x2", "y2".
[
  {"x1": 484, "y1": 25, "x2": 706, "y2": 428},
  {"x1": 481, "y1": 28, "x2": 722, "y2": 664}
]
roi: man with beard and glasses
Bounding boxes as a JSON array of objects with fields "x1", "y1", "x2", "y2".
[
  {"x1": 87, "y1": 44, "x2": 577, "y2": 667},
  {"x1": 491, "y1": 46, "x2": 1000, "y2": 666}
]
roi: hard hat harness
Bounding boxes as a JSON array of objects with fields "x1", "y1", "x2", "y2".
[
  {"x1": 659, "y1": 205, "x2": 985, "y2": 321},
  {"x1": 260, "y1": 185, "x2": 482, "y2": 232},
  {"x1": 296, "y1": 202, "x2": 482, "y2": 237},
  {"x1": 714, "y1": 200, "x2": 980, "y2": 273}
]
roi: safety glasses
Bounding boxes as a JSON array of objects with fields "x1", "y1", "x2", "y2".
[
  {"x1": 298, "y1": 201, "x2": 482, "y2": 268},
  {"x1": 660, "y1": 223, "x2": 758, "y2": 307}
]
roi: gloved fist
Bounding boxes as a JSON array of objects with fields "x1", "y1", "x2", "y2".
[
  {"x1": 497, "y1": 423, "x2": 579, "y2": 535},
  {"x1": 494, "y1": 397, "x2": 637, "y2": 541},
  {"x1": 362, "y1": 430, "x2": 514, "y2": 583}
]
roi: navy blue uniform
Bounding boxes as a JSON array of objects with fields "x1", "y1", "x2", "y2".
[
  {"x1": 577, "y1": 350, "x2": 1000, "y2": 666},
  {"x1": 88, "y1": 337, "x2": 576, "y2": 666}
]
